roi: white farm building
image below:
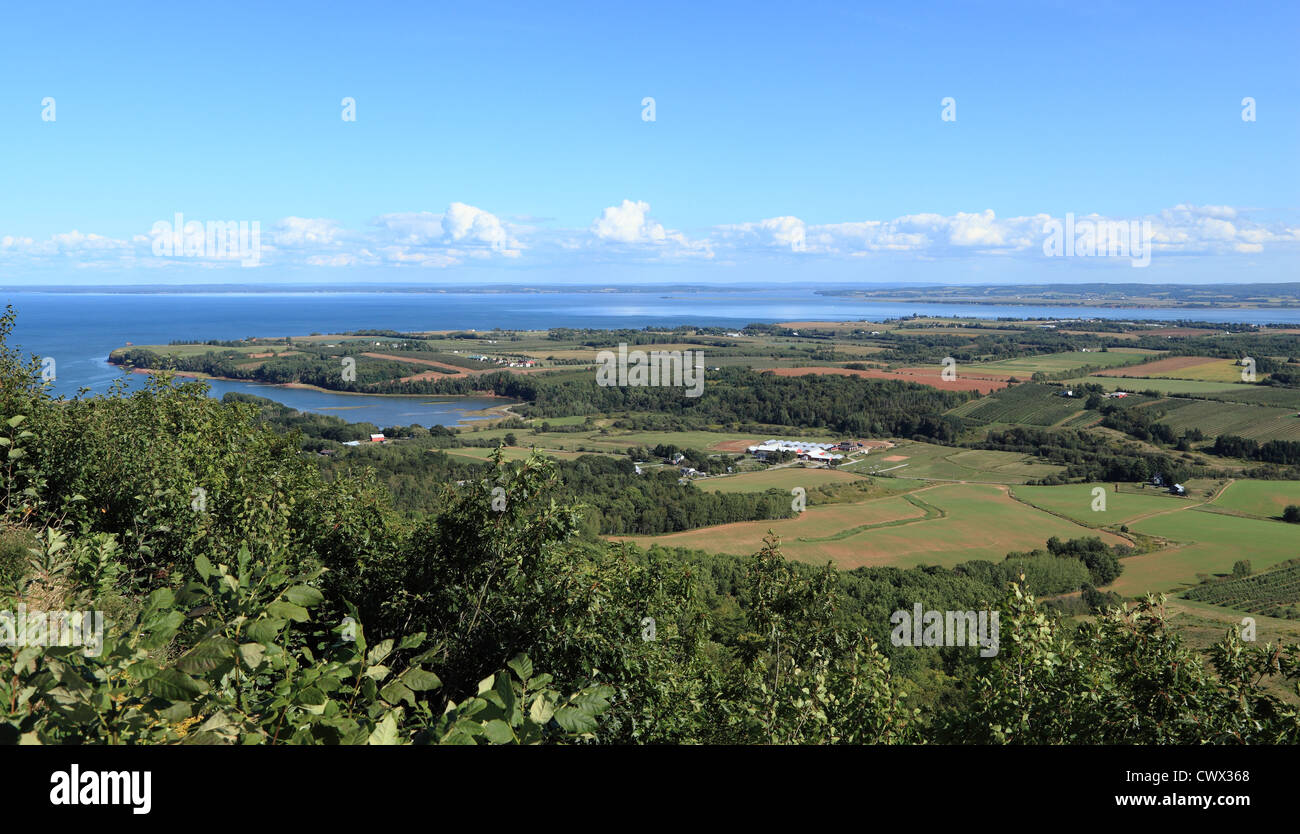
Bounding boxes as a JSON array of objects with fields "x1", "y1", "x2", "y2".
[{"x1": 747, "y1": 439, "x2": 844, "y2": 462}]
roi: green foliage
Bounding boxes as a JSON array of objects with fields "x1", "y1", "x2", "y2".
[
  {"x1": 943, "y1": 587, "x2": 1300, "y2": 744},
  {"x1": 2, "y1": 305, "x2": 1299, "y2": 745}
]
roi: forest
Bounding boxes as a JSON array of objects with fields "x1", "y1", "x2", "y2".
[{"x1": 4, "y1": 308, "x2": 1299, "y2": 745}]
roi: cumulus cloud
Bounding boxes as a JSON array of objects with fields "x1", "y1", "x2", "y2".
[
  {"x1": 586, "y1": 200, "x2": 712, "y2": 259},
  {"x1": 368, "y1": 203, "x2": 522, "y2": 266},
  {"x1": 591, "y1": 200, "x2": 667, "y2": 243},
  {"x1": 274, "y1": 217, "x2": 344, "y2": 247},
  {"x1": 719, "y1": 216, "x2": 808, "y2": 251},
  {"x1": 1, "y1": 202, "x2": 1295, "y2": 272},
  {"x1": 718, "y1": 206, "x2": 1298, "y2": 261}
]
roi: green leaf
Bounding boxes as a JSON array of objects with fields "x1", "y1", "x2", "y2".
[
  {"x1": 246, "y1": 617, "x2": 288, "y2": 643},
  {"x1": 177, "y1": 637, "x2": 237, "y2": 675},
  {"x1": 140, "y1": 588, "x2": 176, "y2": 619},
  {"x1": 146, "y1": 669, "x2": 206, "y2": 701},
  {"x1": 366, "y1": 639, "x2": 394, "y2": 666},
  {"x1": 528, "y1": 695, "x2": 556, "y2": 725},
  {"x1": 397, "y1": 631, "x2": 426, "y2": 650},
  {"x1": 284, "y1": 585, "x2": 324, "y2": 608},
  {"x1": 481, "y1": 719, "x2": 515, "y2": 744},
  {"x1": 380, "y1": 680, "x2": 416, "y2": 707},
  {"x1": 266, "y1": 601, "x2": 309, "y2": 623},
  {"x1": 367, "y1": 711, "x2": 401, "y2": 745},
  {"x1": 237, "y1": 643, "x2": 266, "y2": 670},
  {"x1": 506, "y1": 654, "x2": 533, "y2": 683},
  {"x1": 295, "y1": 687, "x2": 326, "y2": 706},
  {"x1": 552, "y1": 707, "x2": 600, "y2": 734},
  {"x1": 399, "y1": 667, "x2": 442, "y2": 692}
]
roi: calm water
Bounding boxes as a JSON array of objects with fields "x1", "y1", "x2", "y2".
[{"x1": 5, "y1": 289, "x2": 1298, "y2": 425}]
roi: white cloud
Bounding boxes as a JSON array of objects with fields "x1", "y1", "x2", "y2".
[
  {"x1": 591, "y1": 200, "x2": 667, "y2": 243},
  {"x1": 587, "y1": 200, "x2": 712, "y2": 259},
  {"x1": 275, "y1": 217, "x2": 343, "y2": 247},
  {"x1": 1, "y1": 203, "x2": 1295, "y2": 272}
]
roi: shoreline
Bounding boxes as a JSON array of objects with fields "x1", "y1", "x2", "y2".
[
  {"x1": 823, "y1": 294, "x2": 1300, "y2": 311},
  {"x1": 122, "y1": 365, "x2": 519, "y2": 405}
]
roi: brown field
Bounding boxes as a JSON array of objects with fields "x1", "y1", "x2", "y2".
[
  {"x1": 765, "y1": 366, "x2": 1009, "y2": 393},
  {"x1": 881, "y1": 455, "x2": 908, "y2": 462},
  {"x1": 711, "y1": 438, "x2": 764, "y2": 453},
  {"x1": 362, "y1": 352, "x2": 474, "y2": 376}
]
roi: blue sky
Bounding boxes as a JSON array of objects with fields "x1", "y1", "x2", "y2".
[{"x1": 0, "y1": 0, "x2": 1296, "y2": 285}]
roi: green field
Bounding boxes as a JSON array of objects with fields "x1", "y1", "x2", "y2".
[
  {"x1": 948, "y1": 383, "x2": 1088, "y2": 426},
  {"x1": 700, "y1": 468, "x2": 866, "y2": 493},
  {"x1": 866, "y1": 441, "x2": 1065, "y2": 483},
  {"x1": 1155, "y1": 399, "x2": 1300, "y2": 441},
  {"x1": 1066, "y1": 375, "x2": 1247, "y2": 395},
  {"x1": 1012, "y1": 482, "x2": 1200, "y2": 526},
  {"x1": 1147, "y1": 358, "x2": 1252, "y2": 382},
  {"x1": 459, "y1": 426, "x2": 787, "y2": 455},
  {"x1": 442, "y1": 445, "x2": 590, "y2": 462},
  {"x1": 1184, "y1": 560, "x2": 1300, "y2": 620},
  {"x1": 967, "y1": 349, "x2": 1154, "y2": 376},
  {"x1": 1113, "y1": 509, "x2": 1300, "y2": 597},
  {"x1": 112, "y1": 343, "x2": 303, "y2": 359},
  {"x1": 620, "y1": 482, "x2": 1126, "y2": 570},
  {"x1": 1211, "y1": 479, "x2": 1300, "y2": 519},
  {"x1": 1200, "y1": 386, "x2": 1300, "y2": 410}
]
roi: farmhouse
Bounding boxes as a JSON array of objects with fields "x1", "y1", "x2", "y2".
[{"x1": 369, "y1": 433, "x2": 386, "y2": 443}]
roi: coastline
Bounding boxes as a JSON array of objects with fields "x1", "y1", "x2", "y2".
[
  {"x1": 123, "y1": 365, "x2": 519, "y2": 407},
  {"x1": 824, "y1": 294, "x2": 1300, "y2": 311}
]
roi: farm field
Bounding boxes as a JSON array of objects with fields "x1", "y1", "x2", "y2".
[
  {"x1": 442, "y1": 445, "x2": 590, "y2": 462},
  {"x1": 619, "y1": 482, "x2": 1127, "y2": 570},
  {"x1": 1201, "y1": 386, "x2": 1300, "y2": 410},
  {"x1": 765, "y1": 366, "x2": 1008, "y2": 393},
  {"x1": 1113, "y1": 509, "x2": 1300, "y2": 597},
  {"x1": 1210, "y1": 479, "x2": 1300, "y2": 519},
  {"x1": 967, "y1": 349, "x2": 1154, "y2": 376},
  {"x1": 615, "y1": 494, "x2": 931, "y2": 559},
  {"x1": 112, "y1": 343, "x2": 302, "y2": 359},
  {"x1": 1155, "y1": 399, "x2": 1300, "y2": 441},
  {"x1": 1184, "y1": 559, "x2": 1300, "y2": 620},
  {"x1": 1011, "y1": 482, "x2": 1201, "y2": 526},
  {"x1": 948, "y1": 383, "x2": 1088, "y2": 426},
  {"x1": 699, "y1": 467, "x2": 866, "y2": 493},
  {"x1": 1165, "y1": 599, "x2": 1300, "y2": 701},
  {"x1": 473, "y1": 428, "x2": 787, "y2": 455},
  {"x1": 1094, "y1": 355, "x2": 1250, "y2": 382},
  {"x1": 866, "y1": 441, "x2": 1065, "y2": 483},
  {"x1": 1064, "y1": 375, "x2": 1246, "y2": 395},
  {"x1": 1171, "y1": 597, "x2": 1300, "y2": 640}
]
